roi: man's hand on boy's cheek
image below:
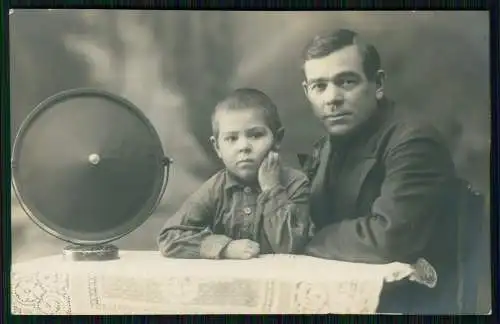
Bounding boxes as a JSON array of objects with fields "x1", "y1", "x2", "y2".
[
  {"x1": 258, "y1": 151, "x2": 282, "y2": 192},
  {"x1": 222, "y1": 239, "x2": 260, "y2": 259}
]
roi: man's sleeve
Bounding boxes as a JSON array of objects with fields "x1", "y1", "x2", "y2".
[
  {"x1": 304, "y1": 129, "x2": 455, "y2": 263},
  {"x1": 156, "y1": 179, "x2": 233, "y2": 259},
  {"x1": 257, "y1": 170, "x2": 315, "y2": 254}
]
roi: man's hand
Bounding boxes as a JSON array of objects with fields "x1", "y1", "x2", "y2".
[
  {"x1": 258, "y1": 151, "x2": 281, "y2": 192},
  {"x1": 222, "y1": 239, "x2": 260, "y2": 259}
]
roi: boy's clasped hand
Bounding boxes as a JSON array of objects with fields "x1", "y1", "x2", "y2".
[{"x1": 222, "y1": 239, "x2": 260, "y2": 259}]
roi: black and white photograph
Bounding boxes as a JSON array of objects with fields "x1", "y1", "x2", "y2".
[{"x1": 9, "y1": 10, "x2": 491, "y2": 315}]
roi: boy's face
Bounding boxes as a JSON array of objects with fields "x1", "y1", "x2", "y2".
[{"x1": 211, "y1": 108, "x2": 279, "y2": 183}]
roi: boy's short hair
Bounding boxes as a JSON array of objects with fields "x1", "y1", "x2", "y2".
[{"x1": 211, "y1": 88, "x2": 283, "y2": 137}]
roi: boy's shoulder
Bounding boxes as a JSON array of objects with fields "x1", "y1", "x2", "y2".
[
  {"x1": 190, "y1": 169, "x2": 227, "y2": 197},
  {"x1": 280, "y1": 166, "x2": 309, "y2": 186},
  {"x1": 200, "y1": 169, "x2": 227, "y2": 188}
]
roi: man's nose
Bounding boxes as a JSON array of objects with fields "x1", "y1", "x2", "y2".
[{"x1": 323, "y1": 83, "x2": 344, "y2": 107}]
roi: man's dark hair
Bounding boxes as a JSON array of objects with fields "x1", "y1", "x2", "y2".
[
  {"x1": 211, "y1": 88, "x2": 283, "y2": 138},
  {"x1": 301, "y1": 29, "x2": 381, "y2": 81}
]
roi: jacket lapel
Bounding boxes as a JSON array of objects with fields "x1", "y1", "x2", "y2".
[
  {"x1": 299, "y1": 99, "x2": 395, "y2": 222},
  {"x1": 304, "y1": 138, "x2": 331, "y2": 224},
  {"x1": 310, "y1": 138, "x2": 331, "y2": 199},
  {"x1": 343, "y1": 154, "x2": 378, "y2": 214},
  {"x1": 307, "y1": 124, "x2": 383, "y2": 219}
]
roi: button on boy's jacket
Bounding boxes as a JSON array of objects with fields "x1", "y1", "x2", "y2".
[{"x1": 157, "y1": 167, "x2": 315, "y2": 259}]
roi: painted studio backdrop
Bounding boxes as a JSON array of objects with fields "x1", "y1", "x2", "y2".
[{"x1": 10, "y1": 10, "x2": 490, "y2": 283}]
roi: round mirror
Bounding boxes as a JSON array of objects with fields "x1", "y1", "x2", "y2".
[{"x1": 12, "y1": 89, "x2": 171, "y2": 245}]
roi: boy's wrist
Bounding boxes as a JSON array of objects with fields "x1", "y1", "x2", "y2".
[
  {"x1": 260, "y1": 183, "x2": 280, "y2": 192},
  {"x1": 220, "y1": 241, "x2": 233, "y2": 258},
  {"x1": 200, "y1": 235, "x2": 233, "y2": 259},
  {"x1": 259, "y1": 178, "x2": 281, "y2": 192},
  {"x1": 257, "y1": 183, "x2": 285, "y2": 206}
]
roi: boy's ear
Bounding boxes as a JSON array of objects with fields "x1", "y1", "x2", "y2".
[
  {"x1": 272, "y1": 127, "x2": 285, "y2": 151},
  {"x1": 209, "y1": 136, "x2": 222, "y2": 159}
]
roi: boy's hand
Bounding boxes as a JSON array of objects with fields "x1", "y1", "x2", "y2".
[
  {"x1": 258, "y1": 151, "x2": 281, "y2": 192},
  {"x1": 222, "y1": 239, "x2": 260, "y2": 259}
]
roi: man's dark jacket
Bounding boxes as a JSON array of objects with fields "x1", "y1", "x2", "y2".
[{"x1": 300, "y1": 99, "x2": 459, "y2": 313}]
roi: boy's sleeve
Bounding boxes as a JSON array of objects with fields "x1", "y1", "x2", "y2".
[
  {"x1": 156, "y1": 179, "x2": 233, "y2": 259},
  {"x1": 256, "y1": 170, "x2": 315, "y2": 254}
]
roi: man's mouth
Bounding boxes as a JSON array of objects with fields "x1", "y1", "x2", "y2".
[{"x1": 323, "y1": 112, "x2": 351, "y2": 121}]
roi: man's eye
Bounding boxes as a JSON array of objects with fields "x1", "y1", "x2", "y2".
[
  {"x1": 224, "y1": 136, "x2": 237, "y2": 142},
  {"x1": 341, "y1": 79, "x2": 357, "y2": 89},
  {"x1": 311, "y1": 83, "x2": 327, "y2": 91}
]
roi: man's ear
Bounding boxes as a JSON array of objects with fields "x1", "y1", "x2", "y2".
[
  {"x1": 209, "y1": 136, "x2": 222, "y2": 159},
  {"x1": 375, "y1": 69, "x2": 386, "y2": 100},
  {"x1": 302, "y1": 80, "x2": 309, "y2": 98},
  {"x1": 272, "y1": 127, "x2": 285, "y2": 151}
]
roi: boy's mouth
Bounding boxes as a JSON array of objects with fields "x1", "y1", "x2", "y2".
[{"x1": 236, "y1": 159, "x2": 255, "y2": 166}]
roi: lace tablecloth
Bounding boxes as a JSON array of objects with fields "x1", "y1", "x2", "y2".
[{"x1": 11, "y1": 251, "x2": 418, "y2": 314}]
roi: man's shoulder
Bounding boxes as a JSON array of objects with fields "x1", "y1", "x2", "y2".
[{"x1": 381, "y1": 112, "x2": 448, "y2": 147}]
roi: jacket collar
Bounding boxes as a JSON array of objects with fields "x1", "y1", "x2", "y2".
[
  {"x1": 299, "y1": 98, "x2": 395, "y2": 175},
  {"x1": 223, "y1": 170, "x2": 260, "y2": 192},
  {"x1": 322, "y1": 97, "x2": 394, "y2": 158}
]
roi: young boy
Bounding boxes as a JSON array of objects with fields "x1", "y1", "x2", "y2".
[{"x1": 157, "y1": 88, "x2": 315, "y2": 259}]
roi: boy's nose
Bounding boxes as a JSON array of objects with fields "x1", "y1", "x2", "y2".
[{"x1": 236, "y1": 138, "x2": 251, "y2": 151}]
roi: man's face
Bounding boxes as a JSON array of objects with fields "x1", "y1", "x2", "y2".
[
  {"x1": 303, "y1": 45, "x2": 381, "y2": 137},
  {"x1": 211, "y1": 108, "x2": 277, "y2": 183}
]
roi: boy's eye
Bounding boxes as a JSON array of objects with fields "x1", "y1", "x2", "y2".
[{"x1": 248, "y1": 132, "x2": 264, "y2": 139}]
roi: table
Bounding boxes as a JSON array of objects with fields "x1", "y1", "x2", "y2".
[{"x1": 11, "y1": 251, "x2": 422, "y2": 314}]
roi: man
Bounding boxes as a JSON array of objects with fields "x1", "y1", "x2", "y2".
[{"x1": 299, "y1": 29, "x2": 460, "y2": 313}]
